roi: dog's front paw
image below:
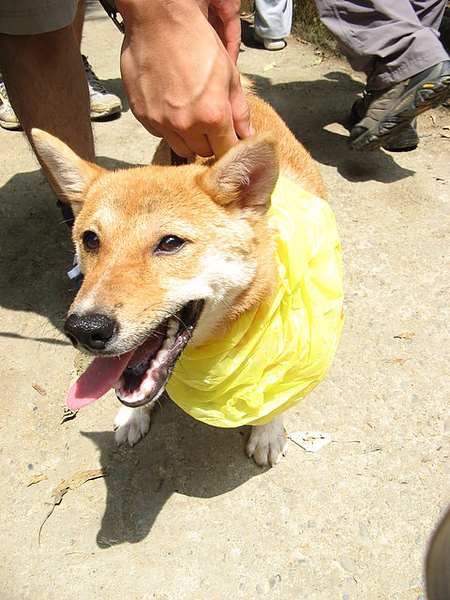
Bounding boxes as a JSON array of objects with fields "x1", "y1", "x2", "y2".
[
  {"x1": 113, "y1": 404, "x2": 153, "y2": 447},
  {"x1": 246, "y1": 414, "x2": 287, "y2": 467}
]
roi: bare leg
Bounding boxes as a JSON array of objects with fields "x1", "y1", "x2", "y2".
[
  {"x1": 0, "y1": 25, "x2": 95, "y2": 195},
  {"x1": 73, "y1": 0, "x2": 86, "y2": 47}
]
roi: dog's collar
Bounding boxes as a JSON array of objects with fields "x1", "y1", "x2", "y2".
[{"x1": 166, "y1": 177, "x2": 344, "y2": 428}]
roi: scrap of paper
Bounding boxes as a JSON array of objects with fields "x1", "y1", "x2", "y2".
[{"x1": 289, "y1": 431, "x2": 332, "y2": 453}]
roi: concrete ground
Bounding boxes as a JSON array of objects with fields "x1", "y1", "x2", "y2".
[{"x1": 0, "y1": 3, "x2": 449, "y2": 599}]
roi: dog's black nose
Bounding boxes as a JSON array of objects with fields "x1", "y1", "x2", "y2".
[{"x1": 64, "y1": 312, "x2": 118, "y2": 350}]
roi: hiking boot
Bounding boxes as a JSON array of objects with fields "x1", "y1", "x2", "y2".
[
  {"x1": 350, "y1": 95, "x2": 419, "y2": 152},
  {"x1": 349, "y1": 59, "x2": 450, "y2": 151},
  {"x1": 82, "y1": 55, "x2": 122, "y2": 120},
  {"x1": 0, "y1": 77, "x2": 22, "y2": 130}
]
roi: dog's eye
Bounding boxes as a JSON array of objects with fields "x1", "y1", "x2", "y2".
[
  {"x1": 82, "y1": 230, "x2": 100, "y2": 254},
  {"x1": 154, "y1": 235, "x2": 188, "y2": 255}
]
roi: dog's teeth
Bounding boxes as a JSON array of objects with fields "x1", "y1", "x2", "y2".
[
  {"x1": 162, "y1": 318, "x2": 178, "y2": 350},
  {"x1": 114, "y1": 316, "x2": 183, "y2": 405},
  {"x1": 168, "y1": 318, "x2": 178, "y2": 336}
]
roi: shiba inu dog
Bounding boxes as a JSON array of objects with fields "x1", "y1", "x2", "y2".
[{"x1": 31, "y1": 85, "x2": 343, "y2": 467}]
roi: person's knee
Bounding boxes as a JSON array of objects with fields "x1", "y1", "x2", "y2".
[{"x1": 0, "y1": 26, "x2": 75, "y2": 68}]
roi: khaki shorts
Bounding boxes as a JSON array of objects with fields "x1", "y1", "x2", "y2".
[{"x1": 0, "y1": 0, "x2": 78, "y2": 35}]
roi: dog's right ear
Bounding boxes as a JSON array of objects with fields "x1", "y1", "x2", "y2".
[
  {"x1": 31, "y1": 128, "x2": 103, "y2": 214},
  {"x1": 197, "y1": 133, "x2": 279, "y2": 215}
]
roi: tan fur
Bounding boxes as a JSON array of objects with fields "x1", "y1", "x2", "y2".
[
  {"x1": 65, "y1": 159, "x2": 279, "y2": 344},
  {"x1": 152, "y1": 81, "x2": 326, "y2": 201},
  {"x1": 244, "y1": 88, "x2": 326, "y2": 199},
  {"x1": 31, "y1": 85, "x2": 326, "y2": 466}
]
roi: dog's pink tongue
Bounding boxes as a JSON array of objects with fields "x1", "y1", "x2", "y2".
[{"x1": 67, "y1": 352, "x2": 133, "y2": 410}]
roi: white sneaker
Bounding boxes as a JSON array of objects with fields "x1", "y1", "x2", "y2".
[
  {"x1": 253, "y1": 32, "x2": 287, "y2": 51},
  {"x1": 82, "y1": 55, "x2": 122, "y2": 120},
  {"x1": 0, "y1": 77, "x2": 22, "y2": 130}
]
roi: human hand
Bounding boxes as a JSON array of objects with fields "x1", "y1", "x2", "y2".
[
  {"x1": 199, "y1": 0, "x2": 242, "y2": 63},
  {"x1": 115, "y1": 0, "x2": 252, "y2": 158}
]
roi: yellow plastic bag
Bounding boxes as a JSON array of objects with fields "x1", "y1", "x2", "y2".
[{"x1": 166, "y1": 176, "x2": 344, "y2": 427}]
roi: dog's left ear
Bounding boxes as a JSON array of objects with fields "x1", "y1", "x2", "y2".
[
  {"x1": 197, "y1": 133, "x2": 279, "y2": 214},
  {"x1": 31, "y1": 128, "x2": 103, "y2": 214}
]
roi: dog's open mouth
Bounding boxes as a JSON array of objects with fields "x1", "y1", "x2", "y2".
[{"x1": 66, "y1": 300, "x2": 204, "y2": 411}]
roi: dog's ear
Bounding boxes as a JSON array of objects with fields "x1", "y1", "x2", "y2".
[
  {"x1": 31, "y1": 128, "x2": 103, "y2": 214},
  {"x1": 197, "y1": 133, "x2": 279, "y2": 214}
]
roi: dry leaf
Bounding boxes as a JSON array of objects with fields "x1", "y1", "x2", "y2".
[
  {"x1": 51, "y1": 468, "x2": 106, "y2": 503},
  {"x1": 60, "y1": 407, "x2": 78, "y2": 424},
  {"x1": 32, "y1": 382, "x2": 47, "y2": 396},
  {"x1": 27, "y1": 474, "x2": 48, "y2": 487},
  {"x1": 38, "y1": 468, "x2": 106, "y2": 546},
  {"x1": 394, "y1": 332, "x2": 415, "y2": 340},
  {"x1": 386, "y1": 358, "x2": 408, "y2": 365},
  {"x1": 263, "y1": 61, "x2": 276, "y2": 72}
]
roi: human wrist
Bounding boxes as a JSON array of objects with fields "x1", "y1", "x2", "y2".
[{"x1": 115, "y1": 0, "x2": 204, "y2": 30}]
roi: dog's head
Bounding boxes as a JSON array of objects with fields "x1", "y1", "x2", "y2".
[{"x1": 32, "y1": 130, "x2": 279, "y2": 409}]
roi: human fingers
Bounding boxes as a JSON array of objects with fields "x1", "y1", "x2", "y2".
[
  {"x1": 208, "y1": 7, "x2": 241, "y2": 63},
  {"x1": 167, "y1": 107, "x2": 235, "y2": 159},
  {"x1": 161, "y1": 104, "x2": 237, "y2": 159},
  {"x1": 164, "y1": 130, "x2": 215, "y2": 159},
  {"x1": 208, "y1": 0, "x2": 242, "y2": 63},
  {"x1": 169, "y1": 73, "x2": 251, "y2": 159},
  {"x1": 207, "y1": 121, "x2": 239, "y2": 159},
  {"x1": 229, "y1": 70, "x2": 253, "y2": 142}
]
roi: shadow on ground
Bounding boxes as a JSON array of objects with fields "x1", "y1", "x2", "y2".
[
  {"x1": 245, "y1": 72, "x2": 415, "y2": 183},
  {"x1": 240, "y1": 19, "x2": 415, "y2": 183},
  {"x1": 0, "y1": 158, "x2": 263, "y2": 552},
  {"x1": 82, "y1": 398, "x2": 261, "y2": 548},
  {"x1": 0, "y1": 157, "x2": 142, "y2": 333}
]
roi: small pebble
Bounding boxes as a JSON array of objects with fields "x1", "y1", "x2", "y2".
[
  {"x1": 364, "y1": 444, "x2": 382, "y2": 453},
  {"x1": 314, "y1": 492, "x2": 328, "y2": 504},
  {"x1": 410, "y1": 577, "x2": 421, "y2": 590},
  {"x1": 299, "y1": 558, "x2": 308, "y2": 568},
  {"x1": 340, "y1": 556, "x2": 356, "y2": 573},
  {"x1": 359, "y1": 521, "x2": 370, "y2": 539},
  {"x1": 269, "y1": 575, "x2": 280, "y2": 588}
]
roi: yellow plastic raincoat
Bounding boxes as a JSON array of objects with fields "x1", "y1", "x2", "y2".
[{"x1": 166, "y1": 176, "x2": 344, "y2": 427}]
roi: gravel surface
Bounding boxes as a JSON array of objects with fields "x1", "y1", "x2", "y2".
[{"x1": 0, "y1": 3, "x2": 449, "y2": 598}]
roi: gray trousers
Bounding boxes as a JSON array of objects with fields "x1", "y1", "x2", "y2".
[
  {"x1": 254, "y1": 0, "x2": 293, "y2": 39},
  {"x1": 314, "y1": 0, "x2": 449, "y2": 90}
]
